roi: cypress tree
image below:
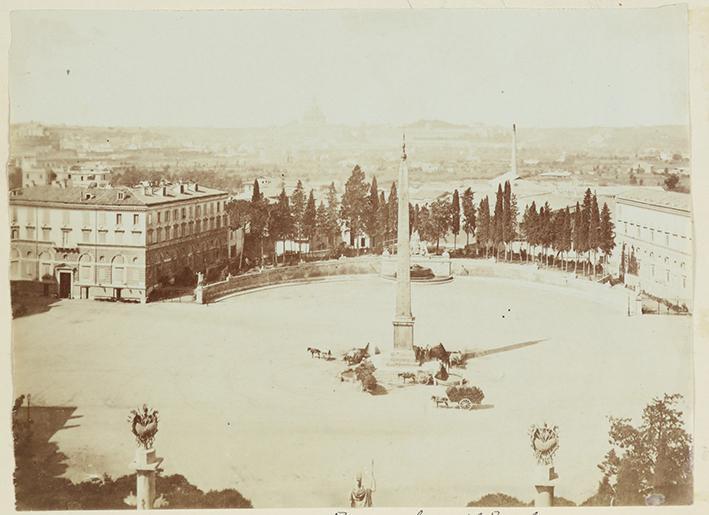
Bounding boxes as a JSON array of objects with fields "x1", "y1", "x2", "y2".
[
  {"x1": 325, "y1": 182, "x2": 340, "y2": 247},
  {"x1": 303, "y1": 189, "x2": 317, "y2": 250},
  {"x1": 461, "y1": 188, "x2": 476, "y2": 247},
  {"x1": 388, "y1": 181, "x2": 398, "y2": 243},
  {"x1": 599, "y1": 202, "x2": 615, "y2": 274},
  {"x1": 291, "y1": 180, "x2": 306, "y2": 252},
  {"x1": 477, "y1": 196, "x2": 491, "y2": 258},
  {"x1": 588, "y1": 193, "x2": 601, "y2": 278},
  {"x1": 366, "y1": 176, "x2": 380, "y2": 248},
  {"x1": 251, "y1": 178, "x2": 262, "y2": 202},
  {"x1": 493, "y1": 184, "x2": 504, "y2": 260},
  {"x1": 572, "y1": 201, "x2": 584, "y2": 273},
  {"x1": 451, "y1": 189, "x2": 461, "y2": 249}
]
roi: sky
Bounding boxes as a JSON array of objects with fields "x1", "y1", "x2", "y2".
[{"x1": 9, "y1": 7, "x2": 689, "y2": 129}]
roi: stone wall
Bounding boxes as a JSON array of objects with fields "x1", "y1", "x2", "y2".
[
  {"x1": 200, "y1": 255, "x2": 632, "y2": 312},
  {"x1": 199, "y1": 256, "x2": 381, "y2": 304}
]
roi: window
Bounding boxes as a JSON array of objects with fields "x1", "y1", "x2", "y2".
[
  {"x1": 666, "y1": 269, "x2": 670, "y2": 282},
  {"x1": 116, "y1": 213, "x2": 122, "y2": 225},
  {"x1": 99, "y1": 230, "x2": 107, "y2": 244},
  {"x1": 26, "y1": 227, "x2": 35, "y2": 240},
  {"x1": 157, "y1": 212, "x2": 161, "y2": 223},
  {"x1": 133, "y1": 214, "x2": 139, "y2": 225},
  {"x1": 683, "y1": 275, "x2": 687, "y2": 289},
  {"x1": 11, "y1": 228, "x2": 18, "y2": 239},
  {"x1": 665, "y1": 233, "x2": 669, "y2": 247},
  {"x1": 189, "y1": 206, "x2": 193, "y2": 218},
  {"x1": 166, "y1": 210, "x2": 170, "y2": 222},
  {"x1": 148, "y1": 213, "x2": 153, "y2": 225},
  {"x1": 182, "y1": 207, "x2": 186, "y2": 219},
  {"x1": 624, "y1": 222, "x2": 628, "y2": 234},
  {"x1": 157, "y1": 228, "x2": 163, "y2": 242},
  {"x1": 650, "y1": 229, "x2": 654, "y2": 242},
  {"x1": 61, "y1": 231, "x2": 69, "y2": 247},
  {"x1": 11, "y1": 207, "x2": 18, "y2": 222},
  {"x1": 82, "y1": 230, "x2": 91, "y2": 243}
]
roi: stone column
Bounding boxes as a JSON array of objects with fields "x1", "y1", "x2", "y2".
[
  {"x1": 390, "y1": 135, "x2": 417, "y2": 366},
  {"x1": 132, "y1": 448, "x2": 163, "y2": 510},
  {"x1": 533, "y1": 465, "x2": 557, "y2": 507}
]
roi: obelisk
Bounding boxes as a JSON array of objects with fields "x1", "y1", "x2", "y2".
[
  {"x1": 511, "y1": 123, "x2": 518, "y2": 177},
  {"x1": 389, "y1": 134, "x2": 417, "y2": 366}
]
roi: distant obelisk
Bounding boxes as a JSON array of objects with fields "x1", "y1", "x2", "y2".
[{"x1": 389, "y1": 134, "x2": 417, "y2": 366}]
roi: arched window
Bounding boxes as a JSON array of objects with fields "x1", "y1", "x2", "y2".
[
  {"x1": 111, "y1": 255, "x2": 126, "y2": 285},
  {"x1": 79, "y1": 254, "x2": 93, "y2": 283}
]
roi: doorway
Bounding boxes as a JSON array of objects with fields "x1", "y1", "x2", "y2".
[{"x1": 58, "y1": 271, "x2": 72, "y2": 298}]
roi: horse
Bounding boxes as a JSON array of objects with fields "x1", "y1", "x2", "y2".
[
  {"x1": 431, "y1": 395, "x2": 450, "y2": 408},
  {"x1": 398, "y1": 372, "x2": 417, "y2": 383},
  {"x1": 307, "y1": 347, "x2": 321, "y2": 358}
]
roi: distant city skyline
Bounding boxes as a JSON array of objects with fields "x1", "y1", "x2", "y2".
[{"x1": 10, "y1": 7, "x2": 689, "y2": 129}]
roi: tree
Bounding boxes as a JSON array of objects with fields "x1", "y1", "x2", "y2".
[
  {"x1": 325, "y1": 182, "x2": 340, "y2": 247},
  {"x1": 315, "y1": 200, "x2": 328, "y2": 250},
  {"x1": 664, "y1": 173, "x2": 680, "y2": 191},
  {"x1": 291, "y1": 180, "x2": 306, "y2": 252},
  {"x1": 461, "y1": 188, "x2": 476, "y2": 247},
  {"x1": 476, "y1": 196, "x2": 491, "y2": 258},
  {"x1": 596, "y1": 394, "x2": 692, "y2": 505},
  {"x1": 365, "y1": 176, "x2": 381, "y2": 248},
  {"x1": 492, "y1": 184, "x2": 504, "y2": 259},
  {"x1": 303, "y1": 190, "x2": 317, "y2": 249},
  {"x1": 599, "y1": 202, "x2": 615, "y2": 273},
  {"x1": 451, "y1": 189, "x2": 461, "y2": 249},
  {"x1": 271, "y1": 187, "x2": 294, "y2": 263},
  {"x1": 408, "y1": 202, "x2": 415, "y2": 237},
  {"x1": 251, "y1": 178, "x2": 262, "y2": 203},
  {"x1": 572, "y1": 201, "x2": 583, "y2": 272},
  {"x1": 560, "y1": 207, "x2": 572, "y2": 270},
  {"x1": 341, "y1": 165, "x2": 369, "y2": 247},
  {"x1": 429, "y1": 199, "x2": 452, "y2": 252},
  {"x1": 588, "y1": 193, "x2": 601, "y2": 278},
  {"x1": 387, "y1": 181, "x2": 398, "y2": 243},
  {"x1": 417, "y1": 204, "x2": 431, "y2": 243},
  {"x1": 502, "y1": 181, "x2": 512, "y2": 259}
]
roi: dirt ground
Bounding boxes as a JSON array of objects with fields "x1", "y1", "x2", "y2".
[{"x1": 11, "y1": 276, "x2": 692, "y2": 507}]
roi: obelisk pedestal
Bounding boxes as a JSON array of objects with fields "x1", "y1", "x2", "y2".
[{"x1": 387, "y1": 135, "x2": 418, "y2": 368}]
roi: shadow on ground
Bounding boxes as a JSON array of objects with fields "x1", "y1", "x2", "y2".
[
  {"x1": 12, "y1": 402, "x2": 252, "y2": 510},
  {"x1": 11, "y1": 294, "x2": 63, "y2": 319}
]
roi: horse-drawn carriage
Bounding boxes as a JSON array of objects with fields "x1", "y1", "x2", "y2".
[
  {"x1": 431, "y1": 385, "x2": 485, "y2": 410},
  {"x1": 344, "y1": 343, "x2": 370, "y2": 366}
]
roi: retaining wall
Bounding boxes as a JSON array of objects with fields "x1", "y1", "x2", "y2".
[
  {"x1": 199, "y1": 255, "x2": 632, "y2": 312},
  {"x1": 199, "y1": 256, "x2": 380, "y2": 304}
]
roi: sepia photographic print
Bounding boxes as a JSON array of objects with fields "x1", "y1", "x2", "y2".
[{"x1": 2, "y1": 3, "x2": 708, "y2": 513}]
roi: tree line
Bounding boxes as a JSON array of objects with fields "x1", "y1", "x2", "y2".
[{"x1": 227, "y1": 165, "x2": 615, "y2": 276}]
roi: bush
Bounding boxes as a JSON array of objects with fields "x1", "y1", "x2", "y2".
[
  {"x1": 446, "y1": 385, "x2": 484, "y2": 404},
  {"x1": 467, "y1": 492, "x2": 529, "y2": 507}
]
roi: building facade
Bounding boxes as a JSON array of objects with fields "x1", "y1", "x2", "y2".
[
  {"x1": 613, "y1": 188, "x2": 692, "y2": 309},
  {"x1": 9, "y1": 182, "x2": 229, "y2": 303}
]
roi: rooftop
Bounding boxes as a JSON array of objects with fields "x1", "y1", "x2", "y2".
[
  {"x1": 616, "y1": 188, "x2": 691, "y2": 212},
  {"x1": 10, "y1": 183, "x2": 227, "y2": 207}
]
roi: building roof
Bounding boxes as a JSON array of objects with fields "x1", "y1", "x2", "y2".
[
  {"x1": 10, "y1": 183, "x2": 227, "y2": 208},
  {"x1": 616, "y1": 188, "x2": 691, "y2": 213}
]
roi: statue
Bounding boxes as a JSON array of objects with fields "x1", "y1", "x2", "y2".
[
  {"x1": 349, "y1": 461, "x2": 376, "y2": 507},
  {"x1": 529, "y1": 423, "x2": 559, "y2": 466},
  {"x1": 196, "y1": 271, "x2": 205, "y2": 287},
  {"x1": 128, "y1": 404, "x2": 159, "y2": 449},
  {"x1": 410, "y1": 230, "x2": 428, "y2": 256}
]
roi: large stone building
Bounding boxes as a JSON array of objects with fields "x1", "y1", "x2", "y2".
[
  {"x1": 9, "y1": 182, "x2": 229, "y2": 302},
  {"x1": 613, "y1": 188, "x2": 692, "y2": 309}
]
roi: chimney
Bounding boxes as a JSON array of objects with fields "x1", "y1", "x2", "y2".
[
  {"x1": 179, "y1": 184, "x2": 185, "y2": 194},
  {"x1": 161, "y1": 186, "x2": 168, "y2": 196},
  {"x1": 194, "y1": 183, "x2": 199, "y2": 192}
]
